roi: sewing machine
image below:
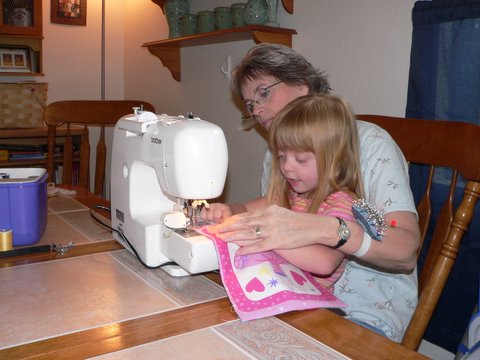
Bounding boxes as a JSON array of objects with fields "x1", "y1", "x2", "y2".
[{"x1": 110, "y1": 110, "x2": 228, "y2": 276}]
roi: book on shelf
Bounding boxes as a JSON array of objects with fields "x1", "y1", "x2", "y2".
[
  {"x1": 0, "y1": 142, "x2": 72, "y2": 152},
  {"x1": 9, "y1": 151, "x2": 46, "y2": 160},
  {"x1": 0, "y1": 149, "x2": 8, "y2": 161},
  {"x1": 0, "y1": 143, "x2": 69, "y2": 161},
  {"x1": 0, "y1": 143, "x2": 43, "y2": 152}
]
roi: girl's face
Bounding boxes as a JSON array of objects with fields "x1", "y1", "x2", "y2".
[
  {"x1": 241, "y1": 75, "x2": 309, "y2": 130},
  {"x1": 278, "y1": 149, "x2": 318, "y2": 194}
]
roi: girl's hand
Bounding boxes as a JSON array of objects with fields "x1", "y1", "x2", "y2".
[{"x1": 201, "y1": 203, "x2": 233, "y2": 223}]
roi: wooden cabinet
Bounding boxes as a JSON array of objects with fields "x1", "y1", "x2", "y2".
[
  {"x1": 145, "y1": 0, "x2": 296, "y2": 81},
  {"x1": 0, "y1": 0, "x2": 43, "y2": 76}
]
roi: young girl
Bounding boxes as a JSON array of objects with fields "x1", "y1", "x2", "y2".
[{"x1": 204, "y1": 93, "x2": 364, "y2": 287}]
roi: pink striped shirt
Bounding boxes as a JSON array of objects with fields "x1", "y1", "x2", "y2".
[{"x1": 290, "y1": 191, "x2": 356, "y2": 289}]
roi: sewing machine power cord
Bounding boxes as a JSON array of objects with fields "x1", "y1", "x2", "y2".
[{"x1": 89, "y1": 205, "x2": 177, "y2": 270}]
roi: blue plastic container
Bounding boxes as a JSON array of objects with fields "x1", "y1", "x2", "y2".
[{"x1": 0, "y1": 168, "x2": 48, "y2": 246}]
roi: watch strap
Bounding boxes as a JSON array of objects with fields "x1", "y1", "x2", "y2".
[{"x1": 330, "y1": 217, "x2": 350, "y2": 249}]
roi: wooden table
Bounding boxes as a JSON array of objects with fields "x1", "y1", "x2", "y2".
[{"x1": 0, "y1": 187, "x2": 428, "y2": 360}]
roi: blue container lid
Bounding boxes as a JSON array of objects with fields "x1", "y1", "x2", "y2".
[{"x1": 0, "y1": 168, "x2": 47, "y2": 186}]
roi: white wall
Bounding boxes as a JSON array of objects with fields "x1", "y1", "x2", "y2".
[
  {"x1": 123, "y1": 0, "x2": 416, "y2": 203},
  {"x1": 294, "y1": 1, "x2": 414, "y2": 116},
  {"x1": 7, "y1": 0, "x2": 414, "y2": 202}
]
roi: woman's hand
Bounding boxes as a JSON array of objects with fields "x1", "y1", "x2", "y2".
[{"x1": 208, "y1": 205, "x2": 327, "y2": 255}]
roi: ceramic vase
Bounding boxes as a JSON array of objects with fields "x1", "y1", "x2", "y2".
[
  {"x1": 243, "y1": 0, "x2": 269, "y2": 25},
  {"x1": 163, "y1": 0, "x2": 190, "y2": 38},
  {"x1": 265, "y1": 0, "x2": 279, "y2": 27}
]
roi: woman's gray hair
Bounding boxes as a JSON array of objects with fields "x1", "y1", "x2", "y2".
[{"x1": 232, "y1": 43, "x2": 331, "y2": 99}]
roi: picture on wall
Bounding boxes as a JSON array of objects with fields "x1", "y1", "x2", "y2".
[{"x1": 51, "y1": 0, "x2": 87, "y2": 26}]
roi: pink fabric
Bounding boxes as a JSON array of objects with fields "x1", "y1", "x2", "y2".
[{"x1": 197, "y1": 227, "x2": 346, "y2": 321}]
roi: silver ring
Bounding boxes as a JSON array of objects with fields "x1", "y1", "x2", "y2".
[{"x1": 254, "y1": 225, "x2": 261, "y2": 237}]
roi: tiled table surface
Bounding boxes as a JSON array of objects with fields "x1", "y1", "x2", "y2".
[
  {"x1": 90, "y1": 317, "x2": 349, "y2": 360},
  {"x1": 0, "y1": 195, "x2": 352, "y2": 359},
  {"x1": 41, "y1": 194, "x2": 114, "y2": 246}
]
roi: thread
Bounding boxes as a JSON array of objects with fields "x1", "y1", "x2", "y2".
[{"x1": 0, "y1": 229, "x2": 13, "y2": 251}]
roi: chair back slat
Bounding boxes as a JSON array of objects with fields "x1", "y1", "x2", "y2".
[
  {"x1": 357, "y1": 114, "x2": 480, "y2": 350},
  {"x1": 94, "y1": 125, "x2": 107, "y2": 196},
  {"x1": 45, "y1": 100, "x2": 156, "y2": 197},
  {"x1": 78, "y1": 125, "x2": 90, "y2": 190},
  {"x1": 415, "y1": 165, "x2": 434, "y2": 250},
  {"x1": 419, "y1": 169, "x2": 457, "y2": 290},
  {"x1": 62, "y1": 124, "x2": 74, "y2": 185}
]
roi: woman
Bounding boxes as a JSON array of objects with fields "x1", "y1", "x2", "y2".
[{"x1": 205, "y1": 43, "x2": 420, "y2": 341}]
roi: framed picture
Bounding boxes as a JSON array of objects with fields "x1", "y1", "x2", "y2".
[
  {"x1": 51, "y1": 0, "x2": 87, "y2": 26},
  {"x1": 0, "y1": 47, "x2": 31, "y2": 73}
]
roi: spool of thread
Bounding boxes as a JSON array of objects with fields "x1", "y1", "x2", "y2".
[{"x1": 0, "y1": 229, "x2": 13, "y2": 251}]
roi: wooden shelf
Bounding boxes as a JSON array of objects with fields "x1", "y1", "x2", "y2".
[
  {"x1": 0, "y1": 126, "x2": 84, "y2": 168},
  {"x1": 0, "y1": 159, "x2": 44, "y2": 167},
  {"x1": 143, "y1": 25, "x2": 297, "y2": 81},
  {"x1": 152, "y1": 0, "x2": 294, "y2": 14},
  {"x1": 0, "y1": 156, "x2": 81, "y2": 168},
  {"x1": 0, "y1": 126, "x2": 83, "y2": 139},
  {"x1": 0, "y1": 34, "x2": 43, "y2": 75}
]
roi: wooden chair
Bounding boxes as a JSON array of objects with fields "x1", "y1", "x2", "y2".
[
  {"x1": 45, "y1": 100, "x2": 155, "y2": 197},
  {"x1": 357, "y1": 114, "x2": 480, "y2": 351}
]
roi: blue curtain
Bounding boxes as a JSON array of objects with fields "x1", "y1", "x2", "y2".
[
  {"x1": 407, "y1": 0, "x2": 480, "y2": 122},
  {"x1": 406, "y1": 0, "x2": 480, "y2": 353}
]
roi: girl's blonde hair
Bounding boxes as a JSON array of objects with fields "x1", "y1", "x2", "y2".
[{"x1": 267, "y1": 94, "x2": 364, "y2": 213}]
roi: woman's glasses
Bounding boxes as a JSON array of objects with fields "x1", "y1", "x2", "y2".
[{"x1": 244, "y1": 81, "x2": 282, "y2": 114}]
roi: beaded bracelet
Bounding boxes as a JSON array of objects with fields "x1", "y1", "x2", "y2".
[{"x1": 352, "y1": 199, "x2": 387, "y2": 241}]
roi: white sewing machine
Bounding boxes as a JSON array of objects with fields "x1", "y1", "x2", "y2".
[{"x1": 110, "y1": 110, "x2": 228, "y2": 276}]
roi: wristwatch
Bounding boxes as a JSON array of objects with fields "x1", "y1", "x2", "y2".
[{"x1": 330, "y1": 217, "x2": 351, "y2": 249}]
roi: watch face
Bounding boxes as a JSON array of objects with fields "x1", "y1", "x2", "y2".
[
  {"x1": 340, "y1": 228, "x2": 350, "y2": 238},
  {"x1": 338, "y1": 219, "x2": 351, "y2": 240},
  {"x1": 332, "y1": 217, "x2": 350, "y2": 249}
]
